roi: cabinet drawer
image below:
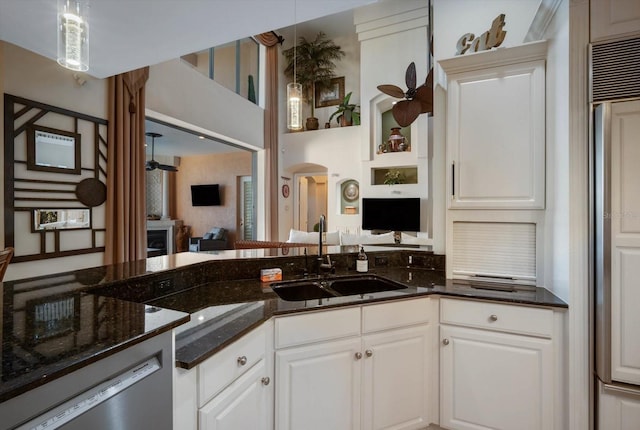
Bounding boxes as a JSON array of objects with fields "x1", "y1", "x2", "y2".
[
  {"x1": 440, "y1": 298, "x2": 553, "y2": 338},
  {"x1": 362, "y1": 297, "x2": 431, "y2": 333},
  {"x1": 275, "y1": 307, "x2": 360, "y2": 349},
  {"x1": 198, "y1": 324, "x2": 266, "y2": 407}
]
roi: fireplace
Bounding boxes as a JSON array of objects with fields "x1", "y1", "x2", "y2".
[
  {"x1": 146, "y1": 219, "x2": 183, "y2": 257},
  {"x1": 147, "y1": 229, "x2": 167, "y2": 257}
]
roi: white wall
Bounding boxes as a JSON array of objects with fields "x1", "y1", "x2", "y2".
[
  {"x1": 1, "y1": 42, "x2": 107, "y2": 281},
  {"x1": 542, "y1": 0, "x2": 570, "y2": 302},
  {"x1": 147, "y1": 59, "x2": 265, "y2": 150},
  {"x1": 279, "y1": 126, "x2": 362, "y2": 240},
  {"x1": 434, "y1": 0, "x2": 541, "y2": 60}
]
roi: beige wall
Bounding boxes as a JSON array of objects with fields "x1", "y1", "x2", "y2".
[
  {"x1": 176, "y1": 151, "x2": 252, "y2": 245},
  {"x1": 1, "y1": 42, "x2": 108, "y2": 281}
]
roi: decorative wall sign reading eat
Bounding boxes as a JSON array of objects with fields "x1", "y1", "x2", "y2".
[{"x1": 456, "y1": 14, "x2": 507, "y2": 55}]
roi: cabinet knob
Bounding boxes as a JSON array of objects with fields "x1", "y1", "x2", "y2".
[
  {"x1": 489, "y1": 314, "x2": 498, "y2": 322},
  {"x1": 355, "y1": 352, "x2": 363, "y2": 360},
  {"x1": 237, "y1": 356, "x2": 248, "y2": 366},
  {"x1": 365, "y1": 349, "x2": 373, "y2": 357},
  {"x1": 442, "y1": 338, "x2": 450, "y2": 346},
  {"x1": 261, "y1": 377, "x2": 270, "y2": 386}
]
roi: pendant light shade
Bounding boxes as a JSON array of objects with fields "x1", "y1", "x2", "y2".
[
  {"x1": 57, "y1": 0, "x2": 89, "y2": 72},
  {"x1": 287, "y1": 82, "x2": 303, "y2": 130}
]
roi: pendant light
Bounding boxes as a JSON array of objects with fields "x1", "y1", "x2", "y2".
[
  {"x1": 57, "y1": 0, "x2": 89, "y2": 72},
  {"x1": 287, "y1": 0, "x2": 302, "y2": 130}
]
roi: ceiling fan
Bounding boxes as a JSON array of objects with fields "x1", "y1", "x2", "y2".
[
  {"x1": 377, "y1": 62, "x2": 433, "y2": 127},
  {"x1": 145, "y1": 132, "x2": 178, "y2": 172}
]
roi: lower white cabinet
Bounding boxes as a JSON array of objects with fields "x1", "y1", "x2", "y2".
[
  {"x1": 173, "y1": 322, "x2": 273, "y2": 430},
  {"x1": 439, "y1": 298, "x2": 556, "y2": 430},
  {"x1": 199, "y1": 359, "x2": 272, "y2": 430},
  {"x1": 275, "y1": 298, "x2": 434, "y2": 430}
]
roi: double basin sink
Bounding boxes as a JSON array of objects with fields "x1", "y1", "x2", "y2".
[{"x1": 270, "y1": 274, "x2": 407, "y2": 301}]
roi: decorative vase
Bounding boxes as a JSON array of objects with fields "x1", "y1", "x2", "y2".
[
  {"x1": 387, "y1": 127, "x2": 405, "y2": 152},
  {"x1": 306, "y1": 117, "x2": 319, "y2": 131},
  {"x1": 340, "y1": 115, "x2": 353, "y2": 127}
]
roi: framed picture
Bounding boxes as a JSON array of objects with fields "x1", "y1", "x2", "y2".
[
  {"x1": 315, "y1": 76, "x2": 345, "y2": 108},
  {"x1": 26, "y1": 124, "x2": 81, "y2": 174}
]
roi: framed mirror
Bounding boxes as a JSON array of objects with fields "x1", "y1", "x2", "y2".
[
  {"x1": 33, "y1": 208, "x2": 91, "y2": 231},
  {"x1": 27, "y1": 125, "x2": 81, "y2": 174}
]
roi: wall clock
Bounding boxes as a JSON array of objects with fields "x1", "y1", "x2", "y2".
[{"x1": 343, "y1": 182, "x2": 359, "y2": 202}]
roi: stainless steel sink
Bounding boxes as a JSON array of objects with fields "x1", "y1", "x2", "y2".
[{"x1": 270, "y1": 275, "x2": 407, "y2": 301}]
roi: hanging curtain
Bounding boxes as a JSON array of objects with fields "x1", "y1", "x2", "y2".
[
  {"x1": 105, "y1": 67, "x2": 149, "y2": 264},
  {"x1": 255, "y1": 32, "x2": 281, "y2": 241}
]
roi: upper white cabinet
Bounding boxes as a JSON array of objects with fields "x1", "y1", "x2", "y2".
[
  {"x1": 440, "y1": 41, "x2": 547, "y2": 210},
  {"x1": 591, "y1": 0, "x2": 640, "y2": 43}
]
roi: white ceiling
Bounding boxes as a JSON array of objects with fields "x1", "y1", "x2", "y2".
[
  {"x1": 1, "y1": 0, "x2": 375, "y2": 157},
  {"x1": 0, "y1": 0, "x2": 374, "y2": 79}
]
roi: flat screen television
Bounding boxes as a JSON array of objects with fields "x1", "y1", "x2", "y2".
[
  {"x1": 191, "y1": 184, "x2": 221, "y2": 206},
  {"x1": 362, "y1": 197, "x2": 420, "y2": 232}
]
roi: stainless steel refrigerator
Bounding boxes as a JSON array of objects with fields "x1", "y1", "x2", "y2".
[{"x1": 591, "y1": 37, "x2": 640, "y2": 429}]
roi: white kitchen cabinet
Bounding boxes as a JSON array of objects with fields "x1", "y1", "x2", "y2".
[
  {"x1": 274, "y1": 298, "x2": 434, "y2": 430},
  {"x1": 591, "y1": 0, "x2": 640, "y2": 43},
  {"x1": 174, "y1": 322, "x2": 273, "y2": 430},
  {"x1": 199, "y1": 359, "x2": 272, "y2": 430},
  {"x1": 598, "y1": 380, "x2": 640, "y2": 430},
  {"x1": 439, "y1": 298, "x2": 556, "y2": 430},
  {"x1": 440, "y1": 41, "x2": 547, "y2": 210},
  {"x1": 276, "y1": 337, "x2": 362, "y2": 430},
  {"x1": 362, "y1": 325, "x2": 431, "y2": 430}
]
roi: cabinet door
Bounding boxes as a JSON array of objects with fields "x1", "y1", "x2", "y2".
[
  {"x1": 199, "y1": 359, "x2": 272, "y2": 430},
  {"x1": 610, "y1": 100, "x2": 640, "y2": 385},
  {"x1": 275, "y1": 337, "x2": 361, "y2": 430},
  {"x1": 591, "y1": 0, "x2": 640, "y2": 42},
  {"x1": 447, "y1": 60, "x2": 545, "y2": 209},
  {"x1": 362, "y1": 325, "x2": 432, "y2": 430},
  {"x1": 440, "y1": 325, "x2": 553, "y2": 430}
]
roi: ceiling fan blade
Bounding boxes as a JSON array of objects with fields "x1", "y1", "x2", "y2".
[
  {"x1": 145, "y1": 160, "x2": 158, "y2": 171},
  {"x1": 424, "y1": 68, "x2": 433, "y2": 87},
  {"x1": 158, "y1": 164, "x2": 178, "y2": 172},
  {"x1": 392, "y1": 100, "x2": 422, "y2": 127},
  {"x1": 405, "y1": 62, "x2": 417, "y2": 90},
  {"x1": 415, "y1": 85, "x2": 433, "y2": 113},
  {"x1": 377, "y1": 84, "x2": 405, "y2": 99}
]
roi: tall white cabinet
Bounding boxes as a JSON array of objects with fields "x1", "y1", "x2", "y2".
[
  {"x1": 439, "y1": 41, "x2": 547, "y2": 284},
  {"x1": 590, "y1": 0, "x2": 640, "y2": 43}
]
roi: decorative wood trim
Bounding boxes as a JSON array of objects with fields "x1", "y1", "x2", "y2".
[
  {"x1": 438, "y1": 40, "x2": 548, "y2": 75},
  {"x1": 568, "y1": 1, "x2": 591, "y2": 429},
  {"x1": 524, "y1": 0, "x2": 564, "y2": 42},
  {"x1": 4, "y1": 94, "x2": 108, "y2": 262}
]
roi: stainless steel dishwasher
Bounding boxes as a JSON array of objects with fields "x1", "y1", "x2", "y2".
[{"x1": 2, "y1": 331, "x2": 173, "y2": 430}]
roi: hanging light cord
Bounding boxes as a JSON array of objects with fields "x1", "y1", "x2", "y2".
[{"x1": 293, "y1": 0, "x2": 297, "y2": 86}]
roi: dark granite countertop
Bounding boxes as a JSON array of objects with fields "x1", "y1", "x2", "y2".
[
  {"x1": 0, "y1": 290, "x2": 189, "y2": 403},
  {"x1": 1, "y1": 247, "x2": 567, "y2": 401},
  {"x1": 147, "y1": 266, "x2": 567, "y2": 369}
]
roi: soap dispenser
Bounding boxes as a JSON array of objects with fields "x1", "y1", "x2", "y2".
[{"x1": 356, "y1": 246, "x2": 368, "y2": 273}]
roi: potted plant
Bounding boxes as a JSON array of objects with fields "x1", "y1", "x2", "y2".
[
  {"x1": 283, "y1": 32, "x2": 345, "y2": 130},
  {"x1": 329, "y1": 92, "x2": 360, "y2": 126},
  {"x1": 383, "y1": 169, "x2": 406, "y2": 185}
]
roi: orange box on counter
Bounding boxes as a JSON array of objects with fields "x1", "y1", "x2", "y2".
[{"x1": 260, "y1": 268, "x2": 282, "y2": 282}]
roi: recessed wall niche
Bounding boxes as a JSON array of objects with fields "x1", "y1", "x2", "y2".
[{"x1": 339, "y1": 179, "x2": 359, "y2": 214}]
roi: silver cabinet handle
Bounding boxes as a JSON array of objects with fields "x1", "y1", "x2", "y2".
[
  {"x1": 355, "y1": 352, "x2": 363, "y2": 360},
  {"x1": 489, "y1": 314, "x2": 498, "y2": 322},
  {"x1": 365, "y1": 349, "x2": 373, "y2": 357},
  {"x1": 442, "y1": 338, "x2": 450, "y2": 345},
  {"x1": 237, "y1": 356, "x2": 247, "y2": 366},
  {"x1": 261, "y1": 377, "x2": 270, "y2": 386}
]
